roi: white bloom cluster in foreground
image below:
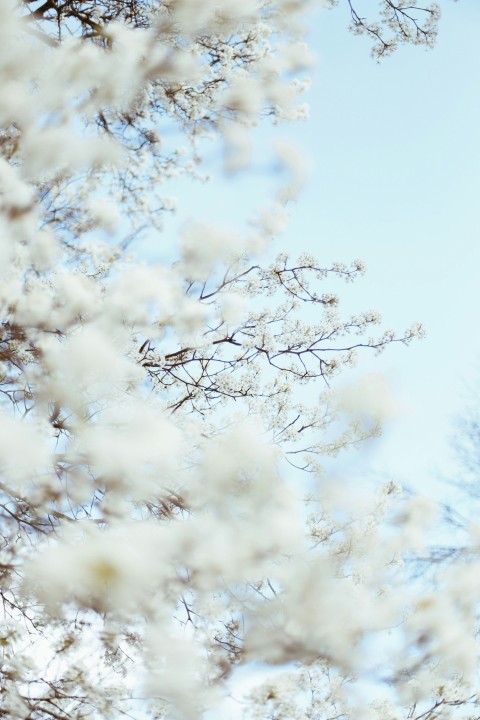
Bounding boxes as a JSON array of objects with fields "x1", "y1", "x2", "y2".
[{"x1": 0, "y1": 1, "x2": 474, "y2": 719}]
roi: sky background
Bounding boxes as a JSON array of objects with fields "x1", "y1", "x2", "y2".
[
  {"x1": 289, "y1": 0, "x2": 480, "y2": 492},
  {"x1": 147, "y1": 0, "x2": 480, "y2": 499}
]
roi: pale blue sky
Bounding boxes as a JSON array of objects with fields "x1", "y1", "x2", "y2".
[
  {"x1": 149, "y1": 0, "x2": 480, "y2": 494},
  {"x1": 291, "y1": 0, "x2": 480, "y2": 489},
  {"x1": 305, "y1": 0, "x2": 480, "y2": 488}
]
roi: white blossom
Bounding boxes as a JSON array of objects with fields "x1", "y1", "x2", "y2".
[{"x1": 0, "y1": 1, "x2": 470, "y2": 720}]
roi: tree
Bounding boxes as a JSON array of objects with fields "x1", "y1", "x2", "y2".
[{"x1": 0, "y1": 1, "x2": 477, "y2": 719}]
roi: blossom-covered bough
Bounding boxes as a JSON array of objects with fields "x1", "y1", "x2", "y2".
[
  {"x1": 335, "y1": 0, "x2": 441, "y2": 57},
  {"x1": 0, "y1": 1, "x2": 477, "y2": 719}
]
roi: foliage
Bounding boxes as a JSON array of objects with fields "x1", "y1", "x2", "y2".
[
  {"x1": 0, "y1": 1, "x2": 477, "y2": 720},
  {"x1": 326, "y1": 0, "x2": 441, "y2": 58}
]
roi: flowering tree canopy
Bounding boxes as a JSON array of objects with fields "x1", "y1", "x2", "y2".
[{"x1": 1, "y1": 1, "x2": 478, "y2": 719}]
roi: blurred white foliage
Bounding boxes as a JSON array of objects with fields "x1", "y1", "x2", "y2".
[{"x1": 333, "y1": 372, "x2": 398, "y2": 427}]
